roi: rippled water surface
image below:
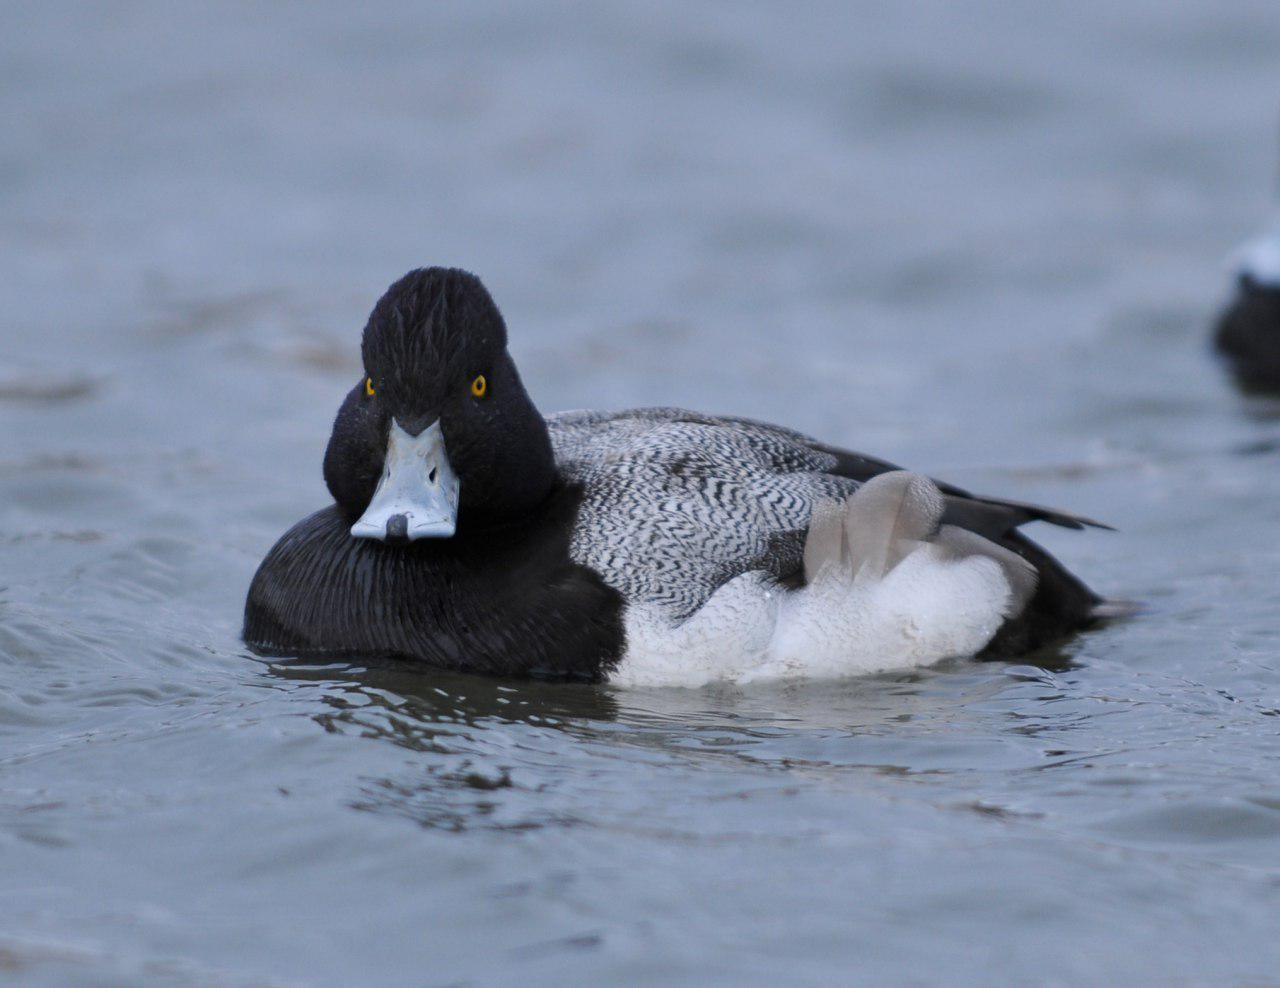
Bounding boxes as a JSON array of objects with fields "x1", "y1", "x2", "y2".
[{"x1": 5, "y1": 2, "x2": 1280, "y2": 984}]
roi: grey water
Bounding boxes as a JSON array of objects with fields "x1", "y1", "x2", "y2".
[{"x1": 4, "y1": 2, "x2": 1280, "y2": 984}]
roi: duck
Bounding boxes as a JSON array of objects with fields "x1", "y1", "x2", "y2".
[
  {"x1": 244, "y1": 267, "x2": 1114, "y2": 686},
  {"x1": 1215, "y1": 226, "x2": 1280, "y2": 392}
]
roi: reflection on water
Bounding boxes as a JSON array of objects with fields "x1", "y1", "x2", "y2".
[
  {"x1": 261, "y1": 648, "x2": 1134, "y2": 841},
  {"x1": 268, "y1": 659, "x2": 623, "y2": 832},
  {"x1": 273, "y1": 658, "x2": 623, "y2": 738}
]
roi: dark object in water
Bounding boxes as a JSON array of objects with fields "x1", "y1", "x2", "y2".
[{"x1": 1215, "y1": 274, "x2": 1280, "y2": 393}]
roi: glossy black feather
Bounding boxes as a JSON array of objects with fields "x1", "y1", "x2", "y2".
[{"x1": 244, "y1": 490, "x2": 626, "y2": 681}]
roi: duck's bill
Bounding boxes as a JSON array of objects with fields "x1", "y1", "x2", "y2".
[{"x1": 351, "y1": 419, "x2": 460, "y2": 541}]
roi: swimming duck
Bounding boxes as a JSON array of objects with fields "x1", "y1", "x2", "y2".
[
  {"x1": 1215, "y1": 226, "x2": 1280, "y2": 392},
  {"x1": 244, "y1": 268, "x2": 1111, "y2": 686}
]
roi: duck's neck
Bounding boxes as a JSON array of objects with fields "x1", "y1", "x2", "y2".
[{"x1": 454, "y1": 411, "x2": 556, "y2": 535}]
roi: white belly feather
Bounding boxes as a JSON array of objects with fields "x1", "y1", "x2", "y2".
[{"x1": 608, "y1": 472, "x2": 1036, "y2": 688}]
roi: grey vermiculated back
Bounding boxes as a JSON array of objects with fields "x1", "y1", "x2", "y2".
[
  {"x1": 549, "y1": 407, "x2": 859, "y2": 619},
  {"x1": 548, "y1": 408, "x2": 1092, "y2": 624}
]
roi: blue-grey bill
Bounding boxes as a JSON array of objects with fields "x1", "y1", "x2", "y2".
[{"x1": 350, "y1": 418, "x2": 460, "y2": 540}]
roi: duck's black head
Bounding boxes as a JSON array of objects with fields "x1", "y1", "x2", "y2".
[{"x1": 323, "y1": 268, "x2": 556, "y2": 540}]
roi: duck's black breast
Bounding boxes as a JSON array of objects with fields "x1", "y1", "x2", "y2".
[{"x1": 243, "y1": 483, "x2": 626, "y2": 680}]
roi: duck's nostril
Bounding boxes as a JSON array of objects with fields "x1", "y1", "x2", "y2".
[
  {"x1": 385, "y1": 513, "x2": 409, "y2": 541},
  {"x1": 428, "y1": 466, "x2": 438, "y2": 485}
]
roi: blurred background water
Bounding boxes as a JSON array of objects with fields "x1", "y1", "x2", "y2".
[{"x1": 3, "y1": 1, "x2": 1280, "y2": 984}]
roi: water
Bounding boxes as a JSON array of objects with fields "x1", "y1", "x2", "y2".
[{"x1": 4, "y1": 2, "x2": 1280, "y2": 983}]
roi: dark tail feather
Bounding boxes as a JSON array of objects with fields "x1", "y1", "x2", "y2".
[{"x1": 978, "y1": 530, "x2": 1108, "y2": 657}]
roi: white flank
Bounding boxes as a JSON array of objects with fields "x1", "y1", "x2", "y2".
[
  {"x1": 608, "y1": 471, "x2": 1027, "y2": 688},
  {"x1": 609, "y1": 547, "x2": 1013, "y2": 688}
]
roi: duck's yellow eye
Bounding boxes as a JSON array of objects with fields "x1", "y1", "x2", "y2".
[
  {"x1": 470, "y1": 374, "x2": 487, "y2": 398},
  {"x1": 365, "y1": 377, "x2": 376, "y2": 397}
]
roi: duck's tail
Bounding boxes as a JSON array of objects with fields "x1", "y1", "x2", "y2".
[
  {"x1": 804, "y1": 471, "x2": 1039, "y2": 618},
  {"x1": 800, "y1": 470, "x2": 1135, "y2": 661}
]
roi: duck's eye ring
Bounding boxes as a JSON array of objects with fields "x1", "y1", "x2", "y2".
[
  {"x1": 365, "y1": 377, "x2": 376, "y2": 397},
  {"x1": 470, "y1": 374, "x2": 487, "y2": 398}
]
